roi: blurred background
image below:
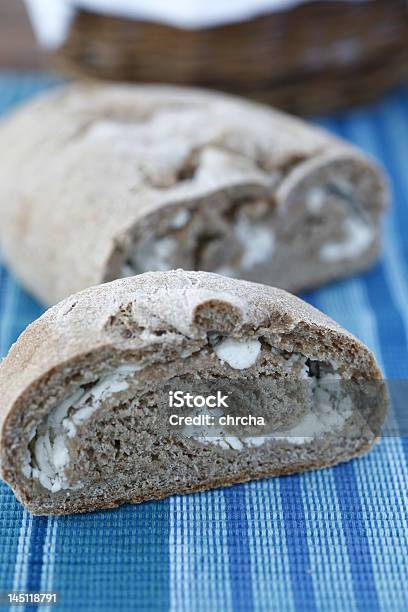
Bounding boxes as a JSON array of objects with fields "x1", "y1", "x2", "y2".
[
  {"x1": 2, "y1": 0, "x2": 408, "y2": 114},
  {"x1": 0, "y1": 0, "x2": 45, "y2": 69}
]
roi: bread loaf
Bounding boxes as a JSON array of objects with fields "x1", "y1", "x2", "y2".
[
  {"x1": 0, "y1": 271, "x2": 387, "y2": 515},
  {"x1": 0, "y1": 84, "x2": 388, "y2": 305}
]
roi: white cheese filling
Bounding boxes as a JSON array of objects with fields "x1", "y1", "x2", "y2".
[
  {"x1": 122, "y1": 211, "x2": 275, "y2": 279},
  {"x1": 125, "y1": 236, "x2": 176, "y2": 275},
  {"x1": 214, "y1": 337, "x2": 262, "y2": 370},
  {"x1": 306, "y1": 187, "x2": 326, "y2": 214},
  {"x1": 23, "y1": 364, "x2": 142, "y2": 492},
  {"x1": 194, "y1": 392, "x2": 352, "y2": 451},
  {"x1": 320, "y1": 217, "x2": 374, "y2": 262},
  {"x1": 170, "y1": 209, "x2": 191, "y2": 229},
  {"x1": 193, "y1": 350, "x2": 351, "y2": 450},
  {"x1": 235, "y1": 217, "x2": 275, "y2": 270}
]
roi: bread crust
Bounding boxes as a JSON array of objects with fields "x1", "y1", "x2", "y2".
[{"x1": 0, "y1": 83, "x2": 388, "y2": 304}]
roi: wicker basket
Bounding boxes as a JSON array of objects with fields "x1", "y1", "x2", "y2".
[{"x1": 55, "y1": 0, "x2": 408, "y2": 114}]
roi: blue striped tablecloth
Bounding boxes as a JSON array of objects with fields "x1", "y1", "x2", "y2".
[{"x1": 0, "y1": 73, "x2": 408, "y2": 612}]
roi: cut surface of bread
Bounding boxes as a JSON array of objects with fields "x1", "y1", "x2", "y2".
[
  {"x1": 0, "y1": 271, "x2": 387, "y2": 515},
  {"x1": 0, "y1": 83, "x2": 388, "y2": 305}
]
